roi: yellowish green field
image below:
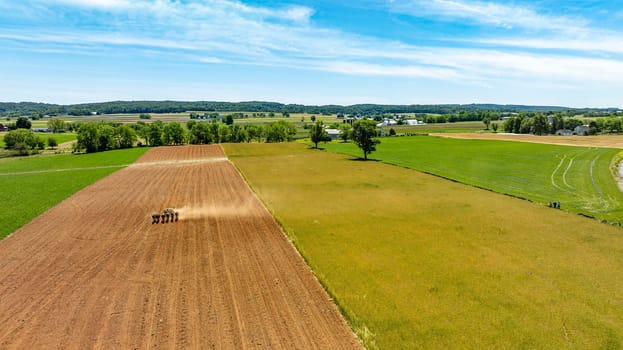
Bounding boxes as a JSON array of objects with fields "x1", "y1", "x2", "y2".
[{"x1": 225, "y1": 142, "x2": 623, "y2": 349}]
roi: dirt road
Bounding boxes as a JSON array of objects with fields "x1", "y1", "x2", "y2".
[{"x1": 0, "y1": 145, "x2": 361, "y2": 349}]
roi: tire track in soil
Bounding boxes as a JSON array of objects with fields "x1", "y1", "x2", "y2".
[{"x1": 0, "y1": 145, "x2": 361, "y2": 349}]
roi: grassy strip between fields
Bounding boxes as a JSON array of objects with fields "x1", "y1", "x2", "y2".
[
  {"x1": 0, "y1": 147, "x2": 150, "y2": 239},
  {"x1": 323, "y1": 136, "x2": 623, "y2": 224},
  {"x1": 225, "y1": 142, "x2": 623, "y2": 350}
]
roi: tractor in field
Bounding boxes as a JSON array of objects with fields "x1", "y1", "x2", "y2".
[{"x1": 151, "y1": 208, "x2": 179, "y2": 224}]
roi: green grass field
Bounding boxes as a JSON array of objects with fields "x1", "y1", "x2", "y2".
[
  {"x1": 0, "y1": 132, "x2": 77, "y2": 149},
  {"x1": 0, "y1": 147, "x2": 149, "y2": 238},
  {"x1": 42, "y1": 133, "x2": 77, "y2": 145},
  {"x1": 322, "y1": 136, "x2": 623, "y2": 223},
  {"x1": 225, "y1": 142, "x2": 623, "y2": 349}
]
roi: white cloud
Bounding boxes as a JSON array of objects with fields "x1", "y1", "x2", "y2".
[
  {"x1": 47, "y1": 0, "x2": 133, "y2": 9},
  {"x1": 477, "y1": 36, "x2": 623, "y2": 55},
  {"x1": 3, "y1": 0, "x2": 623, "y2": 101},
  {"x1": 388, "y1": 0, "x2": 586, "y2": 32}
]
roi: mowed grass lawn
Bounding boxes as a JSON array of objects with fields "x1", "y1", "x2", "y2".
[
  {"x1": 324, "y1": 136, "x2": 623, "y2": 223},
  {"x1": 0, "y1": 148, "x2": 149, "y2": 238},
  {"x1": 225, "y1": 142, "x2": 623, "y2": 349}
]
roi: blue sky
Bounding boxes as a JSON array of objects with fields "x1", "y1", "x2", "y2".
[{"x1": 0, "y1": 0, "x2": 622, "y2": 107}]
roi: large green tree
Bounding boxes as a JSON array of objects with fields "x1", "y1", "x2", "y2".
[
  {"x1": 309, "y1": 120, "x2": 326, "y2": 149},
  {"x1": 15, "y1": 117, "x2": 31, "y2": 129},
  {"x1": 265, "y1": 120, "x2": 296, "y2": 143},
  {"x1": 146, "y1": 121, "x2": 164, "y2": 146},
  {"x1": 352, "y1": 119, "x2": 380, "y2": 160},
  {"x1": 189, "y1": 122, "x2": 212, "y2": 144},
  {"x1": 163, "y1": 122, "x2": 187, "y2": 145},
  {"x1": 97, "y1": 124, "x2": 117, "y2": 151},
  {"x1": 338, "y1": 123, "x2": 352, "y2": 142},
  {"x1": 533, "y1": 114, "x2": 548, "y2": 135},
  {"x1": 47, "y1": 118, "x2": 66, "y2": 133},
  {"x1": 218, "y1": 124, "x2": 231, "y2": 143},
  {"x1": 116, "y1": 125, "x2": 137, "y2": 148},
  {"x1": 483, "y1": 117, "x2": 491, "y2": 130},
  {"x1": 75, "y1": 123, "x2": 100, "y2": 153}
]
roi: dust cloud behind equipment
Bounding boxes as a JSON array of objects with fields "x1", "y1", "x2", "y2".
[{"x1": 175, "y1": 199, "x2": 256, "y2": 221}]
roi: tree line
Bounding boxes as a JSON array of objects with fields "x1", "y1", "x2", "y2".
[
  {"x1": 73, "y1": 120, "x2": 297, "y2": 153},
  {"x1": 502, "y1": 114, "x2": 623, "y2": 135},
  {"x1": 2, "y1": 101, "x2": 620, "y2": 118}
]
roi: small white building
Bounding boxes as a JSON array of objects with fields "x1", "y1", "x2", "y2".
[
  {"x1": 556, "y1": 129, "x2": 573, "y2": 136},
  {"x1": 376, "y1": 119, "x2": 398, "y2": 127},
  {"x1": 325, "y1": 129, "x2": 341, "y2": 140},
  {"x1": 405, "y1": 119, "x2": 424, "y2": 126}
]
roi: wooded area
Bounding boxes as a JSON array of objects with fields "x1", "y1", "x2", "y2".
[{"x1": 2, "y1": 101, "x2": 619, "y2": 118}]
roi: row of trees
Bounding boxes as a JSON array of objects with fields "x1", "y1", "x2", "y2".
[
  {"x1": 503, "y1": 115, "x2": 623, "y2": 135},
  {"x1": 74, "y1": 120, "x2": 298, "y2": 153},
  {"x1": 75, "y1": 123, "x2": 138, "y2": 153}
]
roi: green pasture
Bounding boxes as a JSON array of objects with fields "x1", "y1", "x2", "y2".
[
  {"x1": 225, "y1": 142, "x2": 623, "y2": 349},
  {"x1": 1, "y1": 132, "x2": 77, "y2": 149},
  {"x1": 0, "y1": 147, "x2": 149, "y2": 239},
  {"x1": 43, "y1": 133, "x2": 77, "y2": 145},
  {"x1": 323, "y1": 136, "x2": 623, "y2": 223}
]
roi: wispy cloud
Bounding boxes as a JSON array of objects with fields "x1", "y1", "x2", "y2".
[
  {"x1": 2, "y1": 0, "x2": 623, "y2": 101},
  {"x1": 388, "y1": 0, "x2": 623, "y2": 58},
  {"x1": 387, "y1": 0, "x2": 586, "y2": 32}
]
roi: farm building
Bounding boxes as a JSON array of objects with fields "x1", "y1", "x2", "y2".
[
  {"x1": 325, "y1": 129, "x2": 341, "y2": 140},
  {"x1": 574, "y1": 125, "x2": 590, "y2": 136},
  {"x1": 32, "y1": 128, "x2": 51, "y2": 133},
  {"x1": 343, "y1": 117, "x2": 356, "y2": 126},
  {"x1": 555, "y1": 129, "x2": 573, "y2": 136},
  {"x1": 405, "y1": 119, "x2": 425, "y2": 126},
  {"x1": 0, "y1": 124, "x2": 7, "y2": 132},
  {"x1": 376, "y1": 119, "x2": 398, "y2": 127}
]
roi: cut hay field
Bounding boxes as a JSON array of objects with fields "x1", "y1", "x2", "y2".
[
  {"x1": 383, "y1": 121, "x2": 485, "y2": 134},
  {"x1": 0, "y1": 148, "x2": 150, "y2": 239},
  {"x1": 323, "y1": 136, "x2": 623, "y2": 223},
  {"x1": 225, "y1": 142, "x2": 623, "y2": 349}
]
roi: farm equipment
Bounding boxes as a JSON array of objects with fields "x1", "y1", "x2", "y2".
[{"x1": 151, "y1": 208, "x2": 179, "y2": 224}]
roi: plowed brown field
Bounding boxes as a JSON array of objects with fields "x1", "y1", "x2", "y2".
[{"x1": 0, "y1": 145, "x2": 361, "y2": 349}]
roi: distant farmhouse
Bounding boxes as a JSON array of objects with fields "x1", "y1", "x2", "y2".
[
  {"x1": 325, "y1": 128, "x2": 341, "y2": 141},
  {"x1": 376, "y1": 119, "x2": 398, "y2": 127},
  {"x1": 405, "y1": 119, "x2": 425, "y2": 126},
  {"x1": 574, "y1": 125, "x2": 590, "y2": 136}
]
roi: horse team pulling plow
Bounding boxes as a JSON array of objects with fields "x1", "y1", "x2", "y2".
[{"x1": 151, "y1": 208, "x2": 178, "y2": 224}]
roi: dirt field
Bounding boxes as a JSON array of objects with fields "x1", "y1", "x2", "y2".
[
  {"x1": 0, "y1": 145, "x2": 361, "y2": 349},
  {"x1": 433, "y1": 133, "x2": 623, "y2": 148}
]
